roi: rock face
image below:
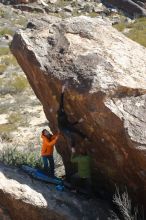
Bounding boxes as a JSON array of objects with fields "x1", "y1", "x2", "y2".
[
  {"x1": 11, "y1": 16, "x2": 146, "y2": 207},
  {"x1": 0, "y1": 0, "x2": 44, "y2": 4},
  {"x1": 103, "y1": 0, "x2": 146, "y2": 17},
  {"x1": 0, "y1": 163, "x2": 110, "y2": 220}
]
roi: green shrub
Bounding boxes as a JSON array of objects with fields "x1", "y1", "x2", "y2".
[
  {"x1": 111, "y1": 186, "x2": 144, "y2": 220},
  {"x1": 0, "y1": 132, "x2": 13, "y2": 142},
  {"x1": 0, "y1": 54, "x2": 17, "y2": 74},
  {"x1": 114, "y1": 22, "x2": 127, "y2": 32},
  {"x1": 7, "y1": 111, "x2": 29, "y2": 128},
  {"x1": 125, "y1": 17, "x2": 146, "y2": 47},
  {"x1": 0, "y1": 103, "x2": 12, "y2": 114},
  {"x1": 1, "y1": 55, "x2": 18, "y2": 66},
  {"x1": 0, "y1": 27, "x2": 14, "y2": 36},
  {"x1": 11, "y1": 76, "x2": 29, "y2": 93},
  {"x1": 0, "y1": 9, "x2": 5, "y2": 17},
  {"x1": 0, "y1": 64, "x2": 7, "y2": 73},
  {"x1": 114, "y1": 17, "x2": 146, "y2": 47},
  {"x1": 0, "y1": 9, "x2": 10, "y2": 19},
  {"x1": 0, "y1": 47, "x2": 10, "y2": 56},
  {"x1": 126, "y1": 29, "x2": 146, "y2": 47},
  {"x1": 57, "y1": 0, "x2": 69, "y2": 7},
  {"x1": 0, "y1": 124, "x2": 16, "y2": 133},
  {"x1": 0, "y1": 146, "x2": 43, "y2": 168},
  {"x1": 11, "y1": 17, "x2": 27, "y2": 26},
  {"x1": 0, "y1": 75, "x2": 29, "y2": 95},
  {"x1": 8, "y1": 112, "x2": 23, "y2": 125},
  {"x1": 0, "y1": 78, "x2": 3, "y2": 86},
  {"x1": 88, "y1": 12, "x2": 97, "y2": 18}
]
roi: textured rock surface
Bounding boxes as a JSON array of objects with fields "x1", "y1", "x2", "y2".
[
  {"x1": 13, "y1": 4, "x2": 45, "y2": 12},
  {"x1": 0, "y1": 0, "x2": 46, "y2": 4},
  {"x1": 0, "y1": 163, "x2": 110, "y2": 220},
  {"x1": 11, "y1": 15, "x2": 146, "y2": 206},
  {"x1": 103, "y1": 0, "x2": 146, "y2": 17},
  {"x1": 0, "y1": 206, "x2": 11, "y2": 220}
]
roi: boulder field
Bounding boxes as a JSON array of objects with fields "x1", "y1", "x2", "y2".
[{"x1": 11, "y1": 16, "x2": 146, "y2": 207}]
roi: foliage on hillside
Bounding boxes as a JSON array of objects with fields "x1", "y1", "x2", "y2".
[{"x1": 114, "y1": 17, "x2": 146, "y2": 47}]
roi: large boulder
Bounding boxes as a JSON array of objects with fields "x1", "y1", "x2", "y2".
[
  {"x1": 0, "y1": 163, "x2": 110, "y2": 220},
  {"x1": 103, "y1": 0, "x2": 146, "y2": 17},
  {"x1": 15, "y1": 0, "x2": 48, "y2": 4},
  {"x1": 0, "y1": 0, "x2": 46, "y2": 4},
  {"x1": 11, "y1": 16, "x2": 146, "y2": 207}
]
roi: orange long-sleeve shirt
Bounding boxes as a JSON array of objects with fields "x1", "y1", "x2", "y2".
[{"x1": 41, "y1": 133, "x2": 59, "y2": 156}]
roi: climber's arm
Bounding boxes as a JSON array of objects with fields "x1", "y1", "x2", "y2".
[{"x1": 49, "y1": 133, "x2": 60, "y2": 146}]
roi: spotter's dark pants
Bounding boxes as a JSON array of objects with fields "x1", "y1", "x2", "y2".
[{"x1": 71, "y1": 173, "x2": 92, "y2": 195}]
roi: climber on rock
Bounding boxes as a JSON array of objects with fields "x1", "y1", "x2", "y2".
[
  {"x1": 70, "y1": 147, "x2": 92, "y2": 196},
  {"x1": 57, "y1": 83, "x2": 87, "y2": 146},
  {"x1": 41, "y1": 129, "x2": 59, "y2": 177}
]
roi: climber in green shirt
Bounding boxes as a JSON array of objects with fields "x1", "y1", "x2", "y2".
[{"x1": 70, "y1": 147, "x2": 91, "y2": 195}]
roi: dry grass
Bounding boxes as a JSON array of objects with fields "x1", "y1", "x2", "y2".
[
  {"x1": 1, "y1": 55, "x2": 18, "y2": 66},
  {"x1": 0, "y1": 64, "x2": 7, "y2": 73},
  {"x1": 0, "y1": 75, "x2": 29, "y2": 95},
  {"x1": 10, "y1": 76, "x2": 29, "y2": 93},
  {"x1": 114, "y1": 17, "x2": 146, "y2": 47},
  {"x1": 0, "y1": 124, "x2": 16, "y2": 133},
  {"x1": 11, "y1": 16, "x2": 27, "y2": 26},
  {"x1": 0, "y1": 145, "x2": 43, "y2": 168},
  {"x1": 0, "y1": 27, "x2": 14, "y2": 36},
  {"x1": 0, "y1": 47, "x2": 10, "y2": 56},
  {"x1": 110, "y1": 186, "x2": 144, "y2": 220}
]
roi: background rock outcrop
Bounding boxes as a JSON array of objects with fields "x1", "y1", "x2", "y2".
[
  {"x1": 0, "y1": 0, "x2": 47, "y2": 4},
  {"x1": 103, "y1": 0, "x2": 146, "y2": 17},
  {"x1": 11, "y1": 16, "x2": 146, "y2": 207}
]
